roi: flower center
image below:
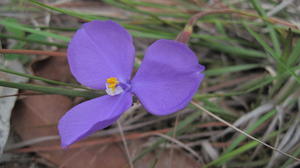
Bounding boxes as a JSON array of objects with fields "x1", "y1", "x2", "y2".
[
  {"x1": 106, "y1": 77, "x2": 119, "y2": 90},
  {"x1": 105, "y1": 77, "x2": 124, "y2": 96}
]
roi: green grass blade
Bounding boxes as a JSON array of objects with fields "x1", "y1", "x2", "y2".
[
  {"x1": 0, "y1": 19, "x2": 70, "y2": 42},
  {"x1": 201, "y1": 99, "x2": 237, "y2": 121},
  {"x1": 29, "y1": 0, "x2": 111, "y2": 21},
  {"x1": 244, "y1": 23, "x2": 300, "y2": 84},
  {"x1": 250, "y1": 0, "x2": 281, "y2": 56},
  {"x1": 0, "y1": 80, "x2": 100, "y2": 98},
  {"x1": 204, "y1": 130, "x2": 279, "y2": 168},
  {"x1": 244, "y1": 23, "x2": 275, "y2": 56},
  {"x1": 198, "y1": 41, "x2": 266, "y2": 58},
  {"x1": 220, "y1": 109, "x2": 277, "y2": 163},
  {"x1": 204, "y1": 141, "x2": 259, "y2": 168},
  {"x1": 0, "y1": 67, "x2": 87, "y2": 89},
  {"x1": 287, "y1": 39, "x2": 300, "y2": 66},
  {"x1": 0, "y1": 33, "x2": 67, "y2": 48},
  {"x1": 104, "y1": 0, "x2": 189, "y2": 19},
  {"x1": 205, "y1": 64, "x2": 260, "y2": 76}
]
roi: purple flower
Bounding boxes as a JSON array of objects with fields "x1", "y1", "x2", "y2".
[{"x1": 58, "y1": 20, "x2": 205, "y2": 147}]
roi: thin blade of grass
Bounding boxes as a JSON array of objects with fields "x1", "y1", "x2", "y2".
[
  {"x1": 0, "y1": 33, "x2": 67, "y2": 48},
  {"x1": 0, "y1": 67, "x2": 86, "y2": 89},
  {"x1": 204, "y1": 132, "x2": 281, "y2": 168},
  {"x1": 0, "y1": 19, "x2": 70, "y2": 42},
  {"x1": 220, "y1": 109, "x2": 277, "y2": 164},
  {"x1": 198, "y1": 40, "x2": 266, "y2": 58},
  {"x1": 250, "y1": 0, "x2": 282, "y2": 56},
  {"x1": 0, "y1": 80, "x2": 100, "y2": 98},
  {"x1": 244, "y1": 22, "x2": 300, "y2": 83},
  {"x1": 29, "y1": 0, "x2": 113, "y2": 21},
  {"x1": 244, "y1": 23, "x2": 275, "y2": 56},
  {"x1": 204, "y1": 64, "x2": 260, "y2": 76},
  {"x1": 287, "y1": 39, "x2": 300, "y2": 66}
]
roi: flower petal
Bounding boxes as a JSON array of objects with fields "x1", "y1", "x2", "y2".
[
  {"x1": 68, "y1": 20, "x2": 135, "y2": 89},
  {"x1": 131, "y1": 39, "x2": 204, "y2": 116},
  {"x1": 58, "y1": 92, "x2": 132, "y2": 147}
]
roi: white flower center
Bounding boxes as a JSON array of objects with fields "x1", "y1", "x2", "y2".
[{"x1": 105, "y1": 77, "x2": 124, "y2": 96}]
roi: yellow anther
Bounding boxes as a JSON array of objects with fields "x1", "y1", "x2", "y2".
[
  {"x1": 106, "y1": 77, "x2": 119, "y2": 91},
  {"x1": 106, "y1": 77, "x2": 118, "y2": 84}
]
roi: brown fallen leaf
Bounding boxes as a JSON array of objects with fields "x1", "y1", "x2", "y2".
[
  {"x1": 12, "y1": 95, "x2": 72, "y2": 141},
  {"x1": 30, "y1": 56, "x2": 72, "y2": 83},
  {"x1": 11, "y1": 94, "x2": 131, "y2": 168}
]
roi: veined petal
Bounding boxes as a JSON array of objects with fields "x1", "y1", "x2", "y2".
[
  {"x1": 131, "y1": 39, "x2": 204, "y2": 116},
  {"x1": 58, "y1": 92, "x2": 132, "y2": 147},
  {"x1": 68, "y1": 20, "x2": 135, "y2": 89}
]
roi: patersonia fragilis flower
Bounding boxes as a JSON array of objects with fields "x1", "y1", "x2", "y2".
[{"x1": 58, "y1": 20, "x2": 205, "y2": 147}]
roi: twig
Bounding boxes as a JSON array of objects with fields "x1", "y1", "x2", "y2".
[
  {"x1": 0, "y1": 49, "x2": 66, "y2": 57},
  {"x1": 117, "y1": 121, "x2": 134, "y2": 168},
  {"x1": 191, "y1": 100, "x2": 300, "y2": 162}
]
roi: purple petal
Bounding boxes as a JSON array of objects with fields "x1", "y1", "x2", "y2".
[
  {"x1": 131, "y1": 39, "x2": 204, "y2": 116},
  {"x1": 58, "y1": 92, "x2": 132, "y2": 147},
  {"x1": 68, "y1": 20, "x2": 135, "y2": 89}
]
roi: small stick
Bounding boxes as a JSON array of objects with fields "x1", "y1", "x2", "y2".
[{"x1": 0, "y1": 49, "x2": 66, "y2": 57}]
